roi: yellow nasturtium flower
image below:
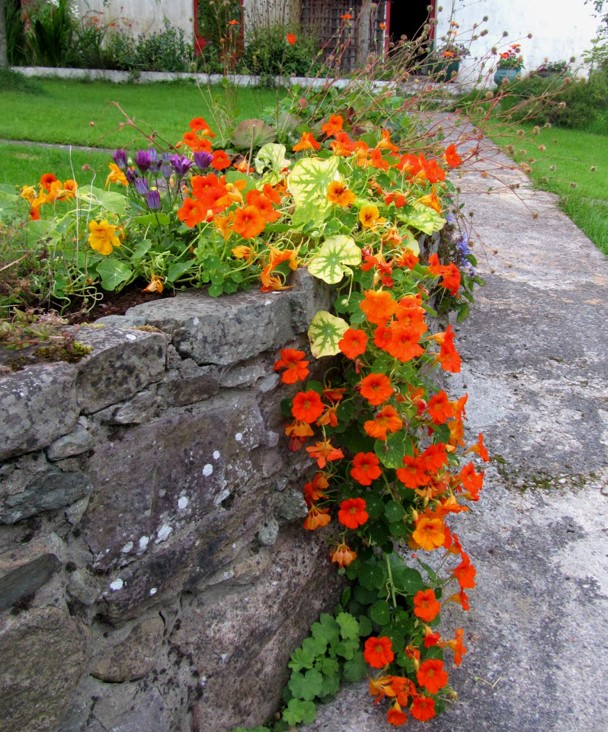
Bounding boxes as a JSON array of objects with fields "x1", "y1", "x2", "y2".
[{"x1": 88, "y1": 219, "x2": 122, "y2": 256}]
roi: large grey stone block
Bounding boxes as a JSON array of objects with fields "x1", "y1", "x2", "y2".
[
  {"x1": 0, "y1": 363, "x2": 79, "y2": 461},
  {"x1": 0, "y1": 606, "x2": 89, "y2": 732}
]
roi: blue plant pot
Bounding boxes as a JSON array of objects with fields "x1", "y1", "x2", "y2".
[{"x1": 494, "y1": 68, "x2": 521, "y2": 85}]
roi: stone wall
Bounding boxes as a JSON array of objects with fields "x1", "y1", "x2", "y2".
[{"x1": 0, "y1": 272, "x2": 342, "y2": 732}]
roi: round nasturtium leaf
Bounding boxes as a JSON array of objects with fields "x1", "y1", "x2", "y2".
[
  {"x1": 307, "y1": 310, "x2": 349, "y2": 358},
  {"x1": 307, "y1": 235, "x2": 362, "y2": 285}
]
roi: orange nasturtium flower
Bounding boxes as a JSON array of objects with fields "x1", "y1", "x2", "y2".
[
  {"x1": 412, "y1": 514, "x2": 446, "y2": 551},
  {"x1": 416, "y1": 659, "x2": 449, "y2": 694},
  {"x1": 350, "y1": 452, "x2": 382, "y2": 486},
  {"x1": 338, "y1": 328, "x2": 368, "y2": 359},
  {"x1": 189, "y1": 117, "x2": 215, "y2": 136},
  {"x1": 360, "y1": 289, "x2": 398, "y2": 325},
  {"x1": 358, "y1": 203, "x2": 385, "y2": 229},
  {"x1": 306, "y1": 440, "x2": 344, "y2": 468},
  {"x1": 260, "y1": 247, "x2": 299, "y2": 292},
  {"x1": 143, "y1": 274, "x2": 164, "y2": 293},
  {"x1": 338, "y1": 497, "x2": 369, "y2": 529},
  {"x1": 363, "y1": 636, "x2": 394, "y2": 668},
  {"x1": 286, "y1": 33, "x2": 297, "y2": 45},
  {"x1": 303, "y1": 504, "x2": 331, "y2": 531},
  {"x1": 441, "y1": 627, "x2": 467, "y2": 666},
  {"x1": 363, "y1": 405, "x2": 403, "y2": 441},
  {"x1": 87, "y1": 219, "x2": 122, "y2": 255},
  {"x1": 177, "y1": 198, "x2": 207, "y2": 227},
  {"x1": 413, "y1": 588, "x2": 442, "y2": 622},
  {"x1": 327, "y1": 180, "x2": 356, "y2": 207},
  {"x1": 292, "y1": 131, "x2": 321, "y2": 152},
  {"x1": 330, "y1": 542, "x2": 357, "y2": 567},
  {"x1": 273, "y1": 348, "x2": 310, "y2": 384},
  {"x1": 231, "y1": 205, "x2": 266, "y2": 239},
  {"x1": 291, "y1": 390, "x2": 325, "y2": 423},
  {"x1": 106, "y1": 163, "x2": 128, "y2": 187},
  {"x1": 360, "y1": 373, "x2": 393, "y2": 406}
]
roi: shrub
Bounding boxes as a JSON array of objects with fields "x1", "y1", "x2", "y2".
[
  {"x1": 242, "y1": 25, "x2": 321, "y2": 77},
  {"x1": 23, "y1": 0, "x2": 76, "y2": 67}
]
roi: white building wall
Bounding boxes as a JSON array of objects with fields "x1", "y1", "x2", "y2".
[
  {"x1": 74, "y1": 0, "x2": 194, "y2": 39},
  {"x1": 435, "y1": 0, "x2": 600, "y2": 80}
]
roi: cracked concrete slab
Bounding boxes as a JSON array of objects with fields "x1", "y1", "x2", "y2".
[{"x1": 303, "y1": 119, "x2": 608, "y2": 732}]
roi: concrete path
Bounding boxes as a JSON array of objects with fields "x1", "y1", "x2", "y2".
[{"x1": 303, "y1": 119, "x2": 608, "y2": 731}]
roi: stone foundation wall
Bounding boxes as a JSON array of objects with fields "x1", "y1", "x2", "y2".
[{"x1": 0, "y1": 272, "x2": 341, "y2": 732}]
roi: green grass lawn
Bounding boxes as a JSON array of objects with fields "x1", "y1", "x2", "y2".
[
  {"x1": 487, "y1": 122, "x2": 608, "y2": 255},
  {"x1": 0, "y1": 76, "x2": 285, "y2": 186}
]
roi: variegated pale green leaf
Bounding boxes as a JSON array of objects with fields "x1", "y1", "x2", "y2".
[
  {"x1": 307, "y1": 310, "x2": 349, "y2": 358},
  {"x1": 400, "y1": 228, "x2": 421, "y2": 256},
  {"x1": 288, "y1": 156, "x2": 340, "y2": 208},
  {"x1": 397, "y1": 204, "x2": 445, "y2": 235},
  {"x1": 255, "y1": 143, "x2": 291, "y2": 174},
  {"x1": 307, "y1": 235, "x2": 362, "y2": 285},
  {"x1": 77, "y1": 185, "x2": 128, "y2": 216}
]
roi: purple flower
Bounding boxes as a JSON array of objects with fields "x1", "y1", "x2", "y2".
[
  {"x1": 170, "y1": 154, "x2": 194, "y2": 177},
  {"x1": 112, "y1": 148, "x2": 128, "y2": 170},
  {"x1": 145, "y1": 189, "x2": 162, "y2": 210},
  {"x1": 134, "y1": 149, "x2": 153, "y2": 172},
  {"x1": 194, "y1": 151, "x2": 213, "y2": 170},
  {"x1": 125, "y1": 167, "x2": 138, "y2": 184},
  {"x1": 134, "y1": 177, "x2": 149, "y2": 195}
]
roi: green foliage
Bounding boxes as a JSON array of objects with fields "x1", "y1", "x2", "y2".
[
  {"x1": 242, "y1": 25, "x2": 321, "y2": 77},
  {"x1": 23, "y1": 0, "x2": 76, "y2": 67},
  {"x1": 4, "y1": 0, "x2": 28, "y2": 65}
]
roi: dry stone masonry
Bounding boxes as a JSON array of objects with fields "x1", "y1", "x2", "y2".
[{"x1": 0, "y1": 271, "x2": 342, "y2": 732}]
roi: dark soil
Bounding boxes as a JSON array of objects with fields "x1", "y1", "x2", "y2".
[{"x1": 65, "y1": 281, "x2": 175, "y2": 324}]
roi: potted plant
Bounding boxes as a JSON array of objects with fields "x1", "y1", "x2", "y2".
[
  {"x1": 534, "y1": 59, "x2": 571, "y2": 78},
  {"x1": 494, "y1": 43, "x2": 524, "y2": 84},
  {"x1": 427, "y1": 21, "x2": 470, "y2": 81}
]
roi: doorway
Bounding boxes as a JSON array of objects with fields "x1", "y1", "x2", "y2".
[{"x1": 388, "y1": 0, "x2": 435, "y2": 49}]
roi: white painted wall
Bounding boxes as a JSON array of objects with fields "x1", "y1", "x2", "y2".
[
  {"x1": 74, "y1": 0, "x2": 194, "y2": 38},
  {"x1": 435, "y1": 0, "x2": 601, "y2": 81}
]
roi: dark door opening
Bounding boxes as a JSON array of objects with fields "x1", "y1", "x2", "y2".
[{"x1": 388, "y1": 0, "x2": 435, "y2": 51}]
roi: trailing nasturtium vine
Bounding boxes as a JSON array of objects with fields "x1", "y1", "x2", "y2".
[{"x1": 9, "y1": 84, "x2": 484, "y2": 729}]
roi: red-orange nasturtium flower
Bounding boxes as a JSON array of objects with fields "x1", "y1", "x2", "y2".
[
  {"x1": 189, "y1": 117, "x2": 215, "y2": 136},
  {"x1": 330, "y1": 542, "x2": 357, "y2": 567},
  {"x1": 453, "y1": 553, "x2": 477, "y2": 589},
  {"x1": 273, "y1": 348, "x2": 310, "y2": 384},
  {"x1": 382, "y1": 322, "x2": 425, "y2": 362},
  {"x1": 417, "y1": 659, "x2": 449, "y2": 694},
  {"x1": 350, "y1": 452, "x2": 382, "y2": 486},
  {"x1": 291, "y1": 390, "x2": 324, "y2": 423},
  {"x1": 321, "y1": 113, "x2": 344, "y2": 137},
  {"x1": 338, "y1": 497, "x2": 369, "y2": 529},
  {"x1": 412, "y1": 514, "x2": 446, "y2": 551},
  {"x1": 427, "y1": 390, "x2": 455, "y2": 424},
  {"x1": 364, "y1": 636, "x2": 394, "y2": 668},
  {"x1": 413, "y1": 588, "x2": 441, "y2": 622},
  {"x1": 338, "y1": 328, "x2": 368, "y2": 359},
  {"x1": 360, "y1": 373, "x2": 393, "y2": 406},
  {"x1": 466, "y1": 432, "x2": 490, "y2": 461},
  {"x1": 364, "y1": 406, "x2": 403, "y2": 441},
  {"x1": 40, "y1": 172, "x2": 58, "y2": 191},
  {"x1": 442, "y1": 628, "x2": 467, "y2": 666},
  {"x1": 306, "y1": 440, "x2": 344, "y2": 468},
  {"x1": 445, "y1": 143, "x2": 463, "y2": 168},
  {"x1": 303, "y1": 472, "x2": 329, "y2": 505},
  {"x1": 286, "y1": 33, "x2": 297, "y2": 44},
  {"x1": 410, "y1": 695, "x2": 436, "y2": 722},
  {"x1": 459, "y1": 462, "x2": 484, "y2": 500},
  {"x1": 387, "y1": 702, "x2": 408, "y2": 726},
  {"x1": 369, "y1": 675, "x2": 396, "y2": 703},
  {"x1": 303, "y1": 504, "x2": 331, "y2": 530},
  {"x1": 177, "y1": 198, "x2": 206, "y2": 227}
]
